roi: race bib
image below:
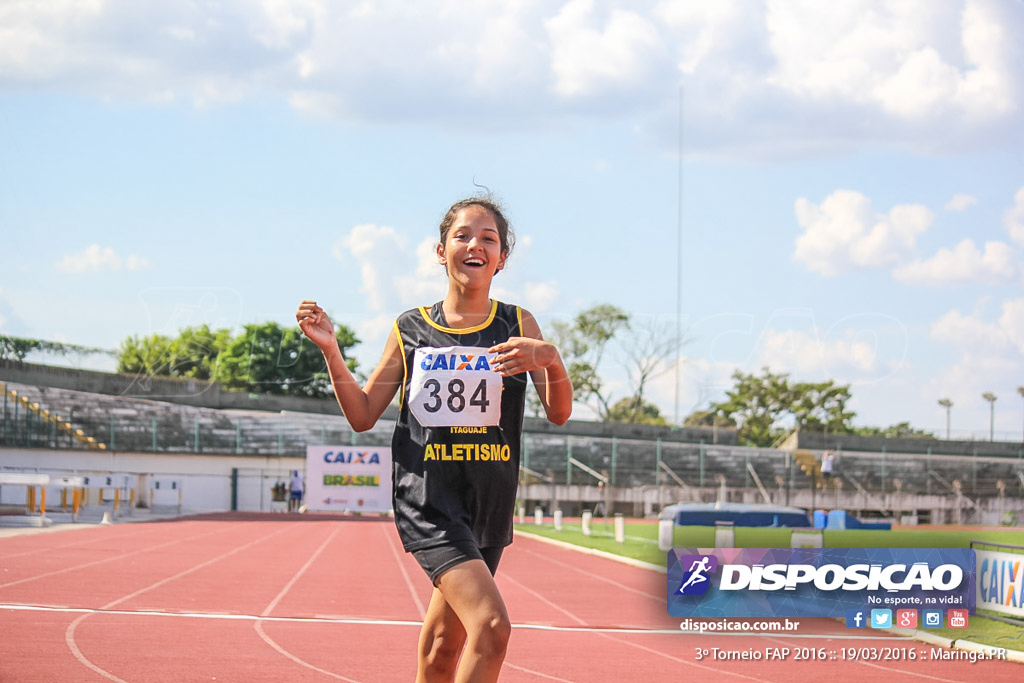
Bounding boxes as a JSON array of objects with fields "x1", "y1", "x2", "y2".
[{"x1": 409, "y1": 345, "x2": 502, "y2": 427}]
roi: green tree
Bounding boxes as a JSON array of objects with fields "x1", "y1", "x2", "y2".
[
  {"x1": 853, "y1": 422, "x2": 935, "y2": 439},
  {"x1": 115, "y1": 320, "x2": 360, "y2": 398},
  {"x1": 212, "y1": 321, "x2": 359, "y2": 398},
  {"x1": 117, "y1": 325, "x2": 229, "y2": 379},
  {"x1": 545, "y1": 304, "x2": 682, "y2": 424},
  {"x1": 708, "y1": 368, "x2": 859, "y2": 446},
  {"x1": 682, "y1": 409, "x2": 737, "y2": 430},
  {"x1": 548, "y1": 304, "x2": 630, "y2": 420},
  {"x1": 117, "y1": 333, "x2": 174, "y2": 376},
  {"x1": 617, "y1": 316, "x2": 681, "y2": 424},
  {"x1": 606, "y1": 397, "x2": 668, "y2": 425},
  {"x1": 789, "y1": 380, "x2": 855, "y2": 434},
  {"x1": 711, "y1": 368, "x2": 794, "y2": 446},
  {"x1": 1, "y1": 335, "x2": 113, "y2": 362}
]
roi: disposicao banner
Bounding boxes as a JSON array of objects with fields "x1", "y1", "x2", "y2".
[{"x1": 668, "y1": 547, "x2": 975, "y2": 618}]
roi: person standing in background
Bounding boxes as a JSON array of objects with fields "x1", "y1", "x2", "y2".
[{"x1": 289, "y1": 469, "x2": 304, "y2": 512}]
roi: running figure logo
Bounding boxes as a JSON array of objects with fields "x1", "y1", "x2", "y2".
[{"x1": 677, "y1": 554, "x2": 718, "y2": 595}]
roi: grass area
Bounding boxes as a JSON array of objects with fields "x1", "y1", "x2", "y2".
[
  {"x1": 515, "y1": 520, "x2": 1024, "y2": 564},
  {"x1": 514, "y1": 519, "x2": 1024, "y2": 652},
  {"x1": 925, "y1": 612, "x2": 1024, "y2": 651},
  {"x1": 515, "y1": 519, "x2": 665, "y2": 565}
]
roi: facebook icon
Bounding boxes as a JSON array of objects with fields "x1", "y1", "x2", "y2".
[{"x1": 845, "y1": 609, "x2": 866, "y2": 629}]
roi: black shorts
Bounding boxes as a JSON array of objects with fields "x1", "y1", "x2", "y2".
[{"x1": 412, "y1": 541, "x2": 504, "y2": 585}]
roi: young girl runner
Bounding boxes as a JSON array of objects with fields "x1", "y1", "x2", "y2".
[{"x1": 296, "y1": 196, "x2": 572, "y2": 682}]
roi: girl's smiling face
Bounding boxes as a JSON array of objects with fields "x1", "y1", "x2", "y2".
[{"x1": 437, "y1": 204, "x2": 507, "y2": 285}]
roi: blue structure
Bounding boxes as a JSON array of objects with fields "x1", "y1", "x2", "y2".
[
  {"x1": 822, "y1": 509, "x2": 891, "y2": 530},
  {"x1": 660, "y1": 502, "x2": 811, "y2": 528}
]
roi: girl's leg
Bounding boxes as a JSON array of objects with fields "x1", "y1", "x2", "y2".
[
  {"x1": 417, "y1": 587, "x2": 466, "y2": 682},
  {"x1": 416, "y1": 559, "x2": 511, "y2": 683}
]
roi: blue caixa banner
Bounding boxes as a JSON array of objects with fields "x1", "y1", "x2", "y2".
[{"x1": 667, "y1": 548, "x2": 975, "y2": 618}]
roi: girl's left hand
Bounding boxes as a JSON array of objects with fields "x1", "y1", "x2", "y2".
[{"x1": 489, "y1": 337, "x2": 557, "y2": 376}]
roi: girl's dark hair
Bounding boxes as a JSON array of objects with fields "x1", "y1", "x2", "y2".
[{"x1": 438, "y1": 196, "x2": 516, "y2": 259}]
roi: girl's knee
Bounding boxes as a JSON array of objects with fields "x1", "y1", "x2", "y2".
[
  {"x1": 474, "y1": 612, "x2": 511, "y2": 658},
  {"x1": 422, "y1": 633, "x2": 464, "y2": 678}
]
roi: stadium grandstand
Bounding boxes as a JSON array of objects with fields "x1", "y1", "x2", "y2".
[{"x1": 2, "y1": 359, "x2": 1022, "y2": 527}]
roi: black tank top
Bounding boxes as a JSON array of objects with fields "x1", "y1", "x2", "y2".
[{"x1": 391, "y1": 300, "x2": 527, "y2": 550}]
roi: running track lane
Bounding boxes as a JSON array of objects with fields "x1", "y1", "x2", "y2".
[{"x1": 0, "y1": 514, "x2": 1019, "y2": 682}]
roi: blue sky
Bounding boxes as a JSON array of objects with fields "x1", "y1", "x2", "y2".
[{"x1": 1, "y1": 0, "x2": 1023, "y2": 439}]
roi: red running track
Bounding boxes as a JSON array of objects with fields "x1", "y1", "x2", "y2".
[{"x1": 1, "y1": 513, "x2": 1020, "y2": 682}]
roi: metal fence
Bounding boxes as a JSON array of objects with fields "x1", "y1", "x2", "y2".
[{"x1": 3, "y1": 380, "x2": 1024, "y2": 499}]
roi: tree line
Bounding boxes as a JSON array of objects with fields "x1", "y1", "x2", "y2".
[{"x1": 1, "y1": 304, "x2": 931, "y2": 445}]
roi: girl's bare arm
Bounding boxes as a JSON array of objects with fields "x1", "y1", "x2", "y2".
[
  {"x1": 489, "y1": 309, "x2": 572, "y2": 425},
  {"x1": 296, "y1": 300, "x2": 403, "y2": 432}
]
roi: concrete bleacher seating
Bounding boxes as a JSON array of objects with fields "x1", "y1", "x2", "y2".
[
  {"x1": 815, "y1": 449, "x2": 1024, "y2": 499},
  {"x1": 521, "y1": 436, "x2": 794, "y2": 491},
  {"x1": 1, "y1": 382, "x2": 392, "y2": 456},
  {"x1": 3, "y1": 374, "x2": 1022, "y2": 504}
]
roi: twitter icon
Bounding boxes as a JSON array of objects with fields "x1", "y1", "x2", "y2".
[{"x1": 870, "y1": 609, "x2": 893, "y2": 629}]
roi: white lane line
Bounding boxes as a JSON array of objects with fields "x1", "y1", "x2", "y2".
[
  {"x1": 502, "y1": 661, "x2": 582, "y2": 682},
  {"x1": 0, "y1": 524, "x2": 235, "y2": 590},
  {"x1": 260, "y1": 526, "x2": 341, "y2": 618},
  {"x1": 514, "y1": 530, "x2": 664, "y2": 572},
  {"x1": 513, "y1": 545, "x2": 664, "y2": 605},
  {"x1": 0, "y1": 526, "x2": 153, "y2": 560},
  {"x1": 498, "y1": 571, "x2": 771, "y2": 682},
  {"x1": 64, "y1": 524, "x2": 293, "y2": 683},
  {"x1": 383, "y1": 522, "x2": 427, "y2": 619},
  {"x1": 254, "y1": 525, "x2": 364, "y2": 683},
  {"x1": 3, "y1": 603, "x2": 918, "y2": 640}
]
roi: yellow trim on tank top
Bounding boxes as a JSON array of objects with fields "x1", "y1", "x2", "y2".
[
  {"x1": 418, "y1": 299, "x2": 499, "y2": 334},
  {"x1": 394, "y1": 319, "x2": 408, "y2": 411}
]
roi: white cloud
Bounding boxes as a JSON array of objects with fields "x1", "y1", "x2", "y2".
[
  {"x1": 999, "y1": 298, "x2": 1024, "y2": 356},
  {"x1": 764, "y1": 0, "x2": 1016, "y2": 121},
  {"x1": 353, "y1": 313, "x2": 399, "y2": 363},
  {"x1": 1005, "y1": 186, "x2": 1024, "y2": 246},
  {"x1": 514, "y1": 281, "x2": 560, "y2": 313},
  {"x1": 756, "y1": 328, "x2": 878, "y2": 379},
  {"x1": 0, "y1": 0, "x2": 314, "y2": 105},
  {"x1": 394, "y1": 237, "x2": 448, "y2": 309},
  {"x1": 893, "y1": 239, "x2": 1022, "y2": 286},
  {"x1": 55, "y1": 245, "x2": 152, "y2": 274},
  {"x1": 925, "y1": 299, "x2": 1024, "y2": 422},
  {"x1": 793, "y1": 190, "x2": 931, "y2": 276},
  {"x1": 335, "y1": 223, "x2": 412, "y2": 313},
  {"x1": 930, "y1": 304, "x2": 1019, "y2": 356},
  {"x1": 944, "y1": 193, "x2": 977, "y2": 211},
  {"x1": 546, "y1": 0, "x2": 668, "y2": 100},
  {"x1": 335, "y1": 225, "x2": 557, "y2": 317},
  {"x1": 653, "y1": 1, "x2": 745, "y2": 76},
  {"x1": 1, "y1": 0, "x2": 1022, "y2": 155},
  {"x1": 955, "y1": 0, "x2": 1017, "y2": 119}
]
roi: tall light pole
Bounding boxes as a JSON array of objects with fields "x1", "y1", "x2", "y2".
[
  {"x1": 1017, "y1": 386, "x2": 1024, "y2": 444},
  {"x1": 938, "y1": 398, "x2": 952, "y2": 440},
  {"x1": 982, "y1": 392, "x2": 997, "y2": 441}
]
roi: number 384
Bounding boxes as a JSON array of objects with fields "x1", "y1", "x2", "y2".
[{"x1": 421, "y1": 378, "x2": 491, "y2": 413}]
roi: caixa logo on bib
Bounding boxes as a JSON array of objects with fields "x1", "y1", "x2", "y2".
[
  {"x1": 419, "y1": 351, "x2": 493, "y2": 372},
  {"x1": 667, "y1": 548, "x2": 976, "y2": 618},
  {"x1": 409, "y1": 345, "x2": 503, "y2": 428}
]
